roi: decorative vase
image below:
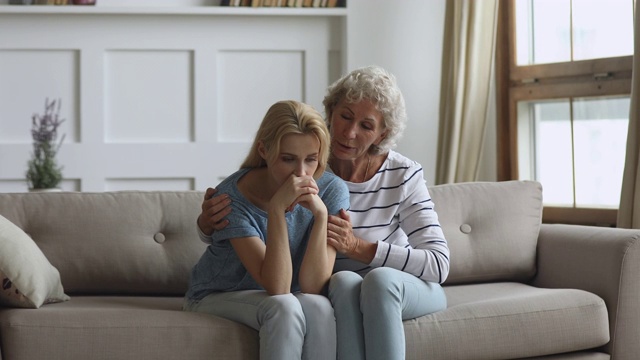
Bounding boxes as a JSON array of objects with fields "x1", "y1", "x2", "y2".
[{"x1": 28, "y1": 188, "x2": 62, "y2": 193}]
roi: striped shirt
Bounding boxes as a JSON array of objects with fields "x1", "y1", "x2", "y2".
[{"x1": 330, "y1": 150, "x2": 450, "y2": 284}]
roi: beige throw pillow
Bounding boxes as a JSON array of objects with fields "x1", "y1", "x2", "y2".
[{"x1": 0, "y1": 215, "x2": 70, "y2": 308}]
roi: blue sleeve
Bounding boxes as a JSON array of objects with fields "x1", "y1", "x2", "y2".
[
  {"x1": 319, "y1": 172, "x2": 350, "y2": 216},
  {"x1": 209, "y1": 173, "x2": 266, "y2": 244},
  {"x1": 210, "y1": 200, "x2": 264, "y2": 243}
]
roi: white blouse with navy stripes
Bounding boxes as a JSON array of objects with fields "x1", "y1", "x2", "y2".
[{"x1": 330, "y1": 150, "x2": 450, "y2": 284}]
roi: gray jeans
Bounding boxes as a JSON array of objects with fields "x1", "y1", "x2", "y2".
[
  {"x1": 184, "y1": 290, "x2": 336, "y2": 360},
  {"x1": 329, "y1": 268, "x2": 447, "y2": 360}
]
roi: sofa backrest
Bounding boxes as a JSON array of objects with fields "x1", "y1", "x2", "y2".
[
  {"x1": 0, "y1": 191, "x2": 206, "y2": 296},
  {"x1": 0, "y1": 180, "x2": 543, "y2": 295},
  {"x1": 428, "y1": 180, "x2": 543, "y2": 285}
]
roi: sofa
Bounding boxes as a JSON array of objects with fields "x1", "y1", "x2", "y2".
[{"x1": 0, "y1": 180, "x2": 638, "y2": 360}]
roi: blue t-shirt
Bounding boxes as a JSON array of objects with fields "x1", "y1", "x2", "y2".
[{"x1": 186, "y1": 168, "x2": 350, "y2": 300}]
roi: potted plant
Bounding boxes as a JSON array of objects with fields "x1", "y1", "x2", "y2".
[{"x1": 26, "y1": 98, "x2": 66, "y2": 191}]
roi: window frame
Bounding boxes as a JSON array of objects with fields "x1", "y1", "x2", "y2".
[{"x1": 496, "y1": 0, "x2": 633, "y2": 227}]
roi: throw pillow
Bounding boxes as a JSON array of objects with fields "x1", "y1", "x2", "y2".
[{"x1": 0, "y1": 215, "x2": 70, "y2": 308}]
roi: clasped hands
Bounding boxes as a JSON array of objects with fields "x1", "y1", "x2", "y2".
[
  {"x1": 198, "y1": 175, "x2": 359, "y2": 257},
  {"x1": 198, "y1": 174, "x2": 326, "y2": 236},
  {"x1": 271, "y1": 174, "x2": 326, "y2": 217}
]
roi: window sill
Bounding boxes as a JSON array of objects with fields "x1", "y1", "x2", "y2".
[{"x1": 542, "y1": 206, "x2": 617, "y2": 227}]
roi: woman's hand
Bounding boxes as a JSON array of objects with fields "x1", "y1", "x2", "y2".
[
  {"x1": 327, "y1": 209, "x2": 377, "y2": 264},
  {"x1": 295, "y1": 192, "x2": 328, "y2": 218},
  {"x1": 270, "y1": 174, "x2": 321, "y2": 213},
  {"x1": 290, "y1": 176, "x2": 327, "y2": 217},
  {"x1": 197, "y1": 187, "x2": 232, "y2": 235},
  {"x1": 327, "y1": 209, "x2": 359, "y2": 254}
]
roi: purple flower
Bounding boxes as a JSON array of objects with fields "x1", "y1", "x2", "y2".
[{"x1": 26, "y1": 98, "x2": 66, "y2": 189}]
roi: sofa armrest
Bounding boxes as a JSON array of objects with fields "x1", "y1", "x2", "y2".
[{"x1": 532, "y1": 223, "x2": 640, "y2": 359}]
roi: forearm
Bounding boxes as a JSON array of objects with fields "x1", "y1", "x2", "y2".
[
  {"x1": 344, "y1": 237, "x2": 377, "y2": 265},
  {"x1": 261, "y1": 209, "x2": 293, "y2": 295},
  {"x1": 197, "y1": 214, "x2": 214, "y2": 236},
  {"x1": 196, "y1": 220, "x2": 213, "y2": 244},
  {"x1": 369, "y1": 241, "x2": 449, "y2": 283},
  {"x1": 299, "y1": 213, "x2": 334, "y2": 294}
]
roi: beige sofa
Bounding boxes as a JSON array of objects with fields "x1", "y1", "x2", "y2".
[{"x1": 0, "y1": 180, "x2": 638, "y2": 360}]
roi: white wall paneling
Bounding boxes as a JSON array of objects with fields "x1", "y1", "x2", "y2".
[
  {"x1": 0, "y1": 7, "x2": 346, "y2": 192},
  {"x1": 346, "y1": 0, "x2": 446, "y2": 185},
  {"x1": 104, "y1": 50, "x2": 194, "y2": 144}
]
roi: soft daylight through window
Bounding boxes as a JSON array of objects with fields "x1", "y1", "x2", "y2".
[{"x1": 510, "y1": 0, "x2": 633, "y2": 215}]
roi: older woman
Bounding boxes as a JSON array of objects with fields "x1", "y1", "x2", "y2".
[
  {"x1": 322, "y1": 65, "x2": 449, "y2": 360},
  {"x1": 197, "y1": 66, "x2": 449, "y2": 360}
]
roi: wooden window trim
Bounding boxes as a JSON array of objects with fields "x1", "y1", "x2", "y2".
[
  {"x1": 511, "y1": 79, "x2": 631, "y2": 98},
  {"x1": 496, "y1": 0, "x2": 633, "y2": 227},
  {"x1": 511, "y1": 56, "x2": 633, "y2": 82},
  {"x1": 496, "y1": 0, "x2": 513, "y2": 182},
  {"x1": 543, "y1": 207, "x2": 618, "y2": 227}
]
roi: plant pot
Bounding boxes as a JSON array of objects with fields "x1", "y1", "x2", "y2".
[{"x1": 28, "y1": 188, "x2": 62, "y2": 193}]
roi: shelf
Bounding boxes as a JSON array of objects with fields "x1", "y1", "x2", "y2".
[{"x1": 0, "y1": 5, "x2": 347, "y2": 16}]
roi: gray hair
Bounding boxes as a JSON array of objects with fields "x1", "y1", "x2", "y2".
[{"x1": 322, "y1": 65, "x2": 407, "y2": 155}]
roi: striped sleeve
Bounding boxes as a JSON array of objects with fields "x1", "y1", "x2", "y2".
[
  {"x1": 368, "y1": 166, "x2": 450, "y2": 283},
  {"x1": 196, "y1": 221, "x2": 213, "y2": 245}
]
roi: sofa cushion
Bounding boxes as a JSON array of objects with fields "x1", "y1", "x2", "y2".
[
  {"x1": 0, "y1": 215, "x2": 69, "y2": 308},
  {"x1": 0, "y1": 296, "x2": 258, "y2": 360},
  {"x1": 429, "y1": 180, "x2": 543, "y2": 284},
  {"x1": 0, "y1": 192, "x2": 207, "y2": 296},
  {"x1": 405, "y1": 282, "x2": 609, "y2": 360}
]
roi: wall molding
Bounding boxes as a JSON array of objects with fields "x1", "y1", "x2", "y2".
[{"x1": 0, "y1": 7, "x2": 346, "y2": 192}]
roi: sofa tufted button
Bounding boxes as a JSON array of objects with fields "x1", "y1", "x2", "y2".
[
  {"x1": 460, "y1": 224, "x2": 472, "y2": 234},
  {"x1": 153, "y1": 233, "x2": 166, "y2": 244}
]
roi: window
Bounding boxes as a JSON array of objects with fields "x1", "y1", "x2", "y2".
[{"x1": 497, "y1": 0, "x2": 634, "y2": 226}]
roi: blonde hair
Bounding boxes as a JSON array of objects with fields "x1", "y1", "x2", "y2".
[{"x1": 241, "y1": 100, "x2": 330, "y2": 179}]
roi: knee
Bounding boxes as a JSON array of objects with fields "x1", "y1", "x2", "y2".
[
  {"x1": 296, "y1": 293, "x2": 335, "y2": 325},
  {"x1": 361, "y1": 267, "x2": 401, "y2": 300},
  {"x1": 259, "y1": 293, "x2": 305, "y2": 324},
  {"x1": 328, "y1": 271, "x2": 363, "y2": 301},
  {"x1": 329, "y1": 271, "x2": 362, "y2": 292},
  {"x1": 297, "y1": 294, "x2": 333, "y2": 315}
]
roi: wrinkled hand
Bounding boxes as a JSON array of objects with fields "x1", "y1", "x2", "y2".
[
  {"x1": 327, "y1": 209, "x2": 359, "y2": 255},
  {"x1": 197, "y1": 187, "x2": 232, "y2": 235}
]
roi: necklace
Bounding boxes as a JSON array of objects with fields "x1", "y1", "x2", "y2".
[{"x1": 363, "y1": 154, "x2": 371, "y2": 183}]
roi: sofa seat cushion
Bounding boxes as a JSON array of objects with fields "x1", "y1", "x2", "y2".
[
  {"x1": 405, "y1": 282, "x2": 609, "y2": 360},
  {"x1": 0, "y1": 296, "x2": 258, "y2": 360}
]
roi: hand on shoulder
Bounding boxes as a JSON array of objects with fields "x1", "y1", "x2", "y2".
[{"x1": 198, "y1": 187, "x2": 231, "y2": 235}]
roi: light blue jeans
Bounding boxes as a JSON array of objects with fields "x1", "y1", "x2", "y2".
[
  {"x1": 183, "y1": 290, "x2": 336, "y2": 360},
  {"x1": 328, "y1": 268, "x2": 447, "y2": 360}
]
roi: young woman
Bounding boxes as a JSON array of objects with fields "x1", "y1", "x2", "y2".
[
  {"x1": 197, "y1": 67, "x2": 450, "y2": 360},
  {"x1": 184, "y1": 100, "x2": 350, "y2": 360}
]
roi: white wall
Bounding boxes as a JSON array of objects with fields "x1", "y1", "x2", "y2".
[
  {"x1": 347, "y1": 0, "x2": 446, "y2": 186},
  {"x1": 0, "y1": 6, "x2": 344, "y2": 192},
  {"x1": 0, "y1": 1, "x2": 453, "y2": 191}
]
